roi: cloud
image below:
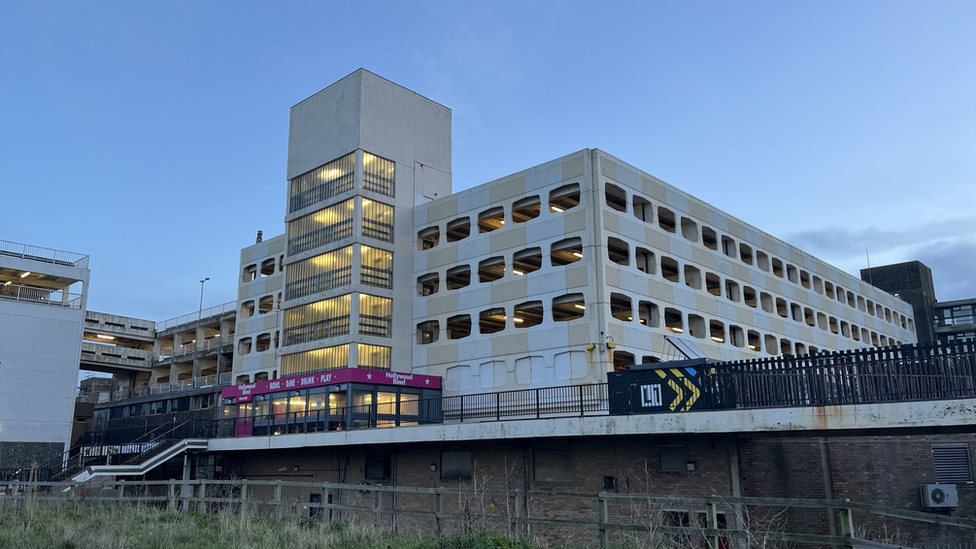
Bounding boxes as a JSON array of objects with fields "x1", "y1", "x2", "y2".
[{"x1": 785, "y1": 218, "x2": 976, "y2": 302}]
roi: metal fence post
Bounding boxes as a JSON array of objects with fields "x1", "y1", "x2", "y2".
[
  {"x1": 117, "y1": 480, "x2": 125, "y2": 505},
  {"x1": 167, "y1": 481, "x2": 176, "y2": 512}
]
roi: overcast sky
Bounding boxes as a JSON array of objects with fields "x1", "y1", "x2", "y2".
[{"x1": 2, "y1": 1, "x2": 974, "y2": 321}]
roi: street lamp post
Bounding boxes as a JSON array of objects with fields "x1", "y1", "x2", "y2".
[{"x1": 199, "y1": 277, "x2": 210, "y2": 320}]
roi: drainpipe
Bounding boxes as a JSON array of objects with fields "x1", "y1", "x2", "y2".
[{"x1": 589, "y1": 151, "x2": 611, "y2": 370}]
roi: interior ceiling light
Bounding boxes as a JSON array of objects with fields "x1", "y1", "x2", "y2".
[
  {"x1": 20, "y1": 271, "x2": 30, "y2": 278},
  {"x1": 574, "y1": 303, "x2": 586, "y2": 310},
  {"x1": 551, "y1": 206, "x2": 564, "y2": 213},
  {"x1": 572, "y1": 252, "x2": 583, "y2": 258},
  {"x1": 96, "y1": 334, "x2": 115, "y2": 340}
]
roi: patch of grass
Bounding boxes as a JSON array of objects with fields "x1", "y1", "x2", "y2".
[{"x1": 0, "y1": 506, "x2": 578, "y2": 549}]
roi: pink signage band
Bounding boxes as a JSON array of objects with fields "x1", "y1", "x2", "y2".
[{"x1": 221, "y1": 368, "x2": 441, "y2": 403}]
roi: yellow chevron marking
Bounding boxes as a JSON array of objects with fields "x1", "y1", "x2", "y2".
[
  {"x1": 668, "y1": 379, "x2": 683, "y2": 411},
  {"x1": 682, "y1": 377, "x2": 700, "y2": 411},
  {"x1": 669, "y1": 368, "x2": 685, "y2": 378},
  {"x1": 655, "y1": 370, "x2": 667, "y2": 379}
]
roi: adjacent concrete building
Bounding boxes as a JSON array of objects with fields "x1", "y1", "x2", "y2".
[{"x1": 0, "y1": 239, "x2": 90, "y2": 467}]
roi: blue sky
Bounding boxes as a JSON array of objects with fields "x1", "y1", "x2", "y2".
[{"x1": 2, "y1": 1, "x2": 974, "y2": 321}]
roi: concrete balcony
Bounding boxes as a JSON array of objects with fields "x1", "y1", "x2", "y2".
[
  {"x1": 156, "y1": 301, "x2": 236, "y2": 333},
  {"x1": 0, "y1": 239, "x2": 89, "y2": 268},
  {"x1": 80, "y1": 342, "x2": 153, "y2": 372},
  {"x1": 84, "y1": 311, "x2": 155, "y2": 341},
  {"x1": 0, "y1": 283, "x2": 83, "y2": 309}
]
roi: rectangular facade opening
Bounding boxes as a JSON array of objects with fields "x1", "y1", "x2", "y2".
[
  {"x1": 549, "y1": 183, "x2": 580, "y2": 213},
  {"x1": 705, "y1": 273, "x2": 721, "y2": 297},
  {"x1": 664, "y1": 308, "x2": 683, "y2": 333},
  {"x1": 661, "y1": 257, "x2": 680, "y2": 283},
  {"x1": 552, "y1": 294, "x2": 585, "y2": 322},
  {"x1": 514, "y1": 301, "x2": 544, "y2": 328},
  {"x1": 446, "y1": 314, "x2": 471, "y2": 339},
  {"x1": 446, "y1": 265, "x2": 471, "y2": 290},
  {"x1": 739, "y1": 243, "x2": 753, "y2": 265},
  {"x1": 680, "y1": 217, "x2": 698, "y2": 242},
  {"x1": 512, "y1": 195, "x2": 541, "y2": 223},
  {"x1": 633, "y1": 196, "x2": 652, "y2": 222},
  {"x1": 635, "y1": 247, "x2": 655, "y2": 274},
  {"x1": 512, "y1": 247, "x2": 542, "y2": 275},
  {"x1": 607, "y1": 237, "x2": 630, "y2": 266},
  {"x1": 551, "y1": 237, "x2": 583, "y2": 266},
  {"x1": 479, "y1": 308, "x2": 507, "y2": 334},
  {"x1": 446, "y1": 217, "x2": 470, "y2": 242},
  {"x1": 605, "y1": 183, "x2": 627, "y2": 212},
  {"x1": 417, "y1": 321, "x2": 439, "y2": 344},
  {"x1": 478, "y1": 257, "x2": 505, "y2": 282},
  {"x1": 418, "y1": 226, "x2": 440, "y2": 250},
  {"x1": 638, "y1": 300, "x2": 659, "y2": 327},
  {"x1": 417, "y1": 273, "x2": 441, "y2": 296},
  {"x1": 610, "y1": 293, "x2": 632, "y2": 322},
  {"x1": 658, "y1": 207, "x2": 677, "y2": 233},
  {"x1": 478, "y1": 207, "x2": 505, "y2": 233},
  {"x1": 684, "y1": 265, "x2": 702, "y2": 290}
]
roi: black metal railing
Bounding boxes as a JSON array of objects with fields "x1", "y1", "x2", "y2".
[
  {"x1": 701, "y1": 342, "x2": 976, "y2": 409},
  {"x1": 287, "y1": 219, "x2": 353, "y2": 255},
  {"x1": 284, "y1": 266, "x2": 352, "y2": 300},
  {"x1": 359, "y1": 314, "x2": 392, "y2": 337},
  {"x1": 360, "y1": 265, "x2": 392, "y2": 289},
  {"x1": 363, "y1": 173, "x2": 394, "y2": 196},
  {"x1": 48, "y1": 342, "x2": 976, "y2": 462},
  {"x1": 362, "y1": 218, "x2": 393, "y2": 242},
  {"x1": 442, "y1": 383, "x2": 610, "y2": 422},
  {"x1": 289, "y1": 173, "x2": 354, "y2": 213},
  {"x1": 283, "y1": 316, "x2": 351, "y2": 346}
]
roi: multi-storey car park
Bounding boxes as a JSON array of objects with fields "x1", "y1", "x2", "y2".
[{"x1": 5, "y1": 69, "x2": 976, "y2": 545}]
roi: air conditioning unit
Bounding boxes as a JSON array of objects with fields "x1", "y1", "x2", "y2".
[{"x1": 920, "y1": 484, "x2": 958, "y2": 508}]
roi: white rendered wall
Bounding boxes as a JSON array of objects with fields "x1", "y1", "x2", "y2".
[
  {"x1": 413, "y1": 149, "x2": 917, "y2": 395},
  {"x1": 233, "y1": 235, "x2": 285, "y2": 381},
  {"x1": 0, "y1": 293, "x2": 86, "y2": 454}
]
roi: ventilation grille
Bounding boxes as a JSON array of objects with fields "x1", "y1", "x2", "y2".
[{"x1": 933, "y1": 445, "x2": 974, "y2": 483}]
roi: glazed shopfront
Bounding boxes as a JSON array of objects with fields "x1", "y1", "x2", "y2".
[{"x1": 220, "y1": 369, "x2": 442, "y2": 437}]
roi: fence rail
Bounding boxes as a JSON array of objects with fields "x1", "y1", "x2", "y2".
[
  {"x1": 156, "y1": 301, "x2": 236, "y2": 332},
  {"x1": 0, "y1": 283, "x2": 83, "y2": 308},
  {"x1": 0, "y1": 238, "x2": 89, "y2": 267},
  {"x1": 1, "y1": 479, "x2": 973, "y2": 548}
]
